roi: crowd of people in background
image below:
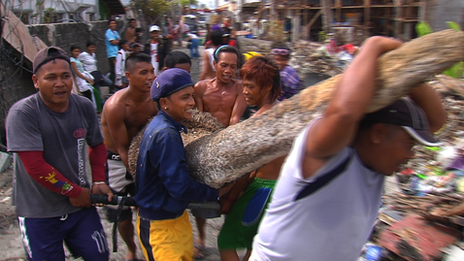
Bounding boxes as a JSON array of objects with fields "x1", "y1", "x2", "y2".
[{"x1": 66, "y1": 16, "x2": 302, "y2": 117}]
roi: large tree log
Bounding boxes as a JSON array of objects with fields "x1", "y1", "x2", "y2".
[{"x1": 185, "y1": 29, "x2": 464, "y2": 188}]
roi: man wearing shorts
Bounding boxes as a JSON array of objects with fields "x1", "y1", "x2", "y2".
[
  {"x1": 217, "y1": 56, "x2": 284, "y2": 261},
  {"x1": 193, "y1": 45, "x2": 247, "y2": 257},
  {"x1": 135, "y1": 68, "x2": 231, "y2": 261},
  {"x1": 6, "y1": 46, "x2": 113, "y2": 260},
  {"x1": 101, "y1": 52, "x2": 157, "y2": 260}
]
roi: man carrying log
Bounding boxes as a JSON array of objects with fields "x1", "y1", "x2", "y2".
[
  {"x1": 101, "y1": 52, "x2": 157, "y2": 260},
  {"x1": 193, "y1": 45, "x2": 247, "y2": 257},
  {"x1": 134, "y1": 68, "x2": 231, "y2": 261},
  {"x1": 217, "y1": 56, "x2": 285, "y2": 261},
  {"x1": 194, "y1": 45, "x2": 247, "y2": 129},
  {"x1": 250, "y1": 37, "x2": 447, "y2": 261}
]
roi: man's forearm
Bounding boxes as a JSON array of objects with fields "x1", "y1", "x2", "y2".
[
  {"x1": 409, "y1": 84, "x2": 446, "y2": 133},
  {"x1": 89, "y1": 142, "x2": 107, "y2": 183},
  {"x1": 17, "y1": 151, "x2": 83, "y2": 197}
]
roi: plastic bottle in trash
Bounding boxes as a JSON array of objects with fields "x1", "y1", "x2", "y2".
[{"x1": 408, "y1": 176, "x2": 420, "y2": 194}]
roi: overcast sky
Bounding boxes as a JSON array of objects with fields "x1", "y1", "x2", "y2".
[{"x1": 199, "y1": 0, "x2": 215, "y2": 9}]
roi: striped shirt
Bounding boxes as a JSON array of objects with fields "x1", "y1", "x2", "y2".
[{"x1": 278, "y1": 65, "x2": 301, "y2": 101}]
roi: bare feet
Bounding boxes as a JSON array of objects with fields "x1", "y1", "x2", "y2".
[{"x1": 193, "y1": 244, "x2": 205, "y2": 259}]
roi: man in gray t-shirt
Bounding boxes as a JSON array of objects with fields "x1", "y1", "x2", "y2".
[{"x1": 6, "y1": 46, "x2": 113, "y2": 260}]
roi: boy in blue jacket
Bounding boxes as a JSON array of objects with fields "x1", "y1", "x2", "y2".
[{"x1": 135, "y1": 68, "x2": 230, "y2": 261}]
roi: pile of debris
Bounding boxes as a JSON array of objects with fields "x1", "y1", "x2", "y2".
[
  {"x1": 290, "y1": 40, "x2": 351, "y2": 77},
  {"x1": 358, "y1": 75, "x2": 464, "y2": 261},
  {"x1": 237, "y1": 37, "x2": 352, "y2": 79}
]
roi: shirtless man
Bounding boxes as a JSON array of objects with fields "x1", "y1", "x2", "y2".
[
  {"x1": 193, "y1": 45, "x2": 247, "y2": 258},
  {"x1": 125, "y1": 19, "x2": 136, "y2": 43},
  {"x1": 101, "y1": 52, "x2": 157, "y2": 261},
  {"x1": 194, "y1": 45, "x2": 246, "y2": 127},
  {"x1": 217, "y1": 56, "x2": 284, "y2": 261}
]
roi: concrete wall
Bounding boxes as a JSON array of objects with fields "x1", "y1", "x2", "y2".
[
  {"x1": 28, "y1": 20, "x2": 123, "y2": 75},
  {"x1": 430, "y1": 0, "x2": 463, "y2": 31},
  {"x1": 0, "y1": 20, "x2": 122, "y2": 143},
  {"x1": 0, "y1": 42, "x2": 35, "y2": 144}
]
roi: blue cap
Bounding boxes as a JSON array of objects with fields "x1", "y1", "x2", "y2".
[{"x1": 151, "y1": 68, "x2": 194, "y2": 101}]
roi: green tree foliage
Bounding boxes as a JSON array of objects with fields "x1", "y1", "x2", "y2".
[
  {"x1": 415, "y1": 21, "x2": 463, "y2": 78},
  {"x1": 43, "y1": 8, "x2": 55, "y2": 23},
  {"x1": 180, "y1": 0, "x2": 198, "y2": 7},
  {"x1": 134, "y1": 0, "x2": 170, "y2": 24}
]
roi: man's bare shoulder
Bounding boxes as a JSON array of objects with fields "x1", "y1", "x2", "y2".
[
  {"x1": 102, "y1": 89, "x2": 128, "y2": 118},
  {"x1": 195, "y1": 78, "x2": 215, "y2": 90},
  {"x1": 226, "y1": 79, "x2": 243, "y2": 93}
]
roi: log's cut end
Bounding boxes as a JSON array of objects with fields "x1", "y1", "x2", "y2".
[
  {"x1": 127, "y1": 111, "x2": 224, "y2": 177},
  {"x1": 181, "y1": 111, "x2": 225, "y2": 145}
]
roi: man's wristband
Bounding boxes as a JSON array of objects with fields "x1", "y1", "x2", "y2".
[{"x1": 93, "y1": 181, "x2": 107, "y2": 185}]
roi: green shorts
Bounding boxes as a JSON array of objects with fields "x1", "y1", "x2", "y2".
[{"x1": 217, "y1": 177, "x2": 276, "y2": 250}]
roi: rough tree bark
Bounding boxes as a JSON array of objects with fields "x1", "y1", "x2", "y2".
[{"x1": 185, "y1": 29, "x2": 464, "y2": 188}]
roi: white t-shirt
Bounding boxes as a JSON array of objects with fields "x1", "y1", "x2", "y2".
[
  {"x1": 150, "y1": 42, "x2": 159, "y2": 76},
  {"x1": 78, "y1": 51, "x2": 97, "y2": 72},
  {"x1": 115, "y1": 49, "x2": 127, "y2": 86},
  {"x1": 251, "y1": 120, "x2": 385, "y2": 261},
  {"x1": 188, "y1": 33, "x2": 199, "y2": 39}
]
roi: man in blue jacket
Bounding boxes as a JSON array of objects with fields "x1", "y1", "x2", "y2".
[{"x1": 135, "y1": 68, "x2": 231, "y2": 261}]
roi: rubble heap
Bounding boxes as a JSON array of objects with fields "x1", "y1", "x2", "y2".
[
  {"x1": 290, "y1": 40, "x2": 346, "y2": 77},
  {"x1": 402, "y1": 75, "x2": 464, "y2": 176},
  {"x1": 362, "y1": 75, "x2": 464, "y2": 261}
]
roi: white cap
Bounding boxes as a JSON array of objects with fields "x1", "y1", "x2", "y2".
[{"x1": 149, "y1": 25, "x2": 160, "y2": 32}]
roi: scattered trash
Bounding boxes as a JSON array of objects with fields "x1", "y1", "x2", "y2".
[{"x1": 360, "y1": 75, "x2": 464, "y2": 260}]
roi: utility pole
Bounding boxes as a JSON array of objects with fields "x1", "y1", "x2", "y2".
[{"x1": 320, "y1": 0, "x2": 333, "y2": 34}]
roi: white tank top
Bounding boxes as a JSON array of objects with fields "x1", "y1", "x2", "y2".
[
  {"x1": 251, "y1": 119, "x2": 385, "y2": 261},
  {"x1": 200, "y1": 48, "x2": 216, "y2": 72}
]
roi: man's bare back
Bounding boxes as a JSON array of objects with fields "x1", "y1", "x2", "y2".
[
  {"x1": 101, "y1": 88, "x2": 157, "y2": 169},
  {"x1": 194, "y1": 77, "x2": 246, "y2": 127}
]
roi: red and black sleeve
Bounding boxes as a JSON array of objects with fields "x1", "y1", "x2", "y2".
[{"x1": 17, "y1": 151, "x2": 82, "y2": 198}]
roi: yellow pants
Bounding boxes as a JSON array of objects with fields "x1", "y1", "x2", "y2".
[{"x1": 136, "y1": 211, "x2": 193, "y2": 261}]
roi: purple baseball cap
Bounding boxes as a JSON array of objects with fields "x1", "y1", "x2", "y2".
[{"x1": 151, "y1": 68, "x2": 194, "y2": 101}]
